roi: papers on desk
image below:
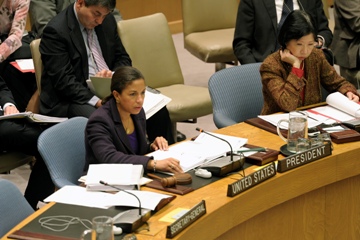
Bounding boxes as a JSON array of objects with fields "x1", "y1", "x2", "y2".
[
  {"x1": 85, "y1": 164, "x2": 144, "y2": 191},
  {"x1": 148, "y1": 132, "x2": 248, "y2": 172},
  {"x1": 258, "y1": 92, "x2": 360, "y2": 130},
  {"x1": 44, "y1": 185, "x2": 172, "y2": 210},
  {"x1": 259, "y1": 113, "x2": 321, "y2": 130},
  {"x1": 307, "y1": 92, "x2": 360, "y2": 123}
]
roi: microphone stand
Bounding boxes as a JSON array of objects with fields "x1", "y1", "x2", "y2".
[
  {"x1": 100, "y1": 180, "x2": 142, "y2": 216},
  {"x1": 99, "y1": 180, "x2": 151, "y2": 233},
  {"x1": 196, "y1": 128, "x2": 245, "y2": 177}
]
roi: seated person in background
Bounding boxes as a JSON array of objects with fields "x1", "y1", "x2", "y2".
[
  {"x1": 0, "y1": 76, "x2": 54, "y2": 210},
  {"x1": 39, "y1": 0, "x2": 175, "y2": 143},
  {"x1": 85, "y1": 66, "x2": 183, "y2": 174},
  {"x1": 29, "y1": 0, "x2": 122, "y2": 37},
  {"x1": 0, "y1": 0, "x2": 37, "y2": 112},
  {"x1": 331, "y1": 0, "x2": 360, "y2": 89},
  {"x1": 233, "y1": 0, "x2": 333, "y2": 64},
  {"x1": 260, "y1": 10, "x2": 359, "y2": 115}
]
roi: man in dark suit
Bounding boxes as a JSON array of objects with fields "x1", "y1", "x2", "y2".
[
  {"x1": 40, "y1": 0, "x2": 176, "y2": 142},
  {"x1": 0, "y1": 76, "x2": 54, "y2": 210},
  {"x1": 233, "y1": 0, "x2": 333, "y2": 64},
  {"x1": 40, "y1": 0, "x2": 130, "y2": 118},
  {"x1": 331, "y1": 0, "x2": 360, "y2": 89}
]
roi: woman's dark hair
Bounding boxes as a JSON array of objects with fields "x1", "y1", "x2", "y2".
[
  {"x1": 278, "y1": 10, "x2": 317, "y2": 49},
  {"x1": 102, "y1": 66, "x2": 145, "y2": 104}
]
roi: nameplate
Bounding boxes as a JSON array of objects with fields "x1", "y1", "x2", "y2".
[
  {"x1": 227, "y1": 162, "x2": 276, "y2": 197},
  {"x1": 166, "y1": 200, "x2": 206, "y2": 238},
  {"x1": 277, "y1": 143, "x2": 332, "y2": 173}
]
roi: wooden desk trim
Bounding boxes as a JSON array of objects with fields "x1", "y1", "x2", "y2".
[{"x1": 4, "y1": 122, "x2": 360, "y2": 239}]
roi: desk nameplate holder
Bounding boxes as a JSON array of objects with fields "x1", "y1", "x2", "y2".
[
  {"x1": 227, "y1": 162, "x2": 276, "y2": 197},
  {"x1": 166, "y1": 200, "x2": 206, "y2": 238},
  {"x1": 277, "y1": 143, "x2": 332, "y2": 173}
]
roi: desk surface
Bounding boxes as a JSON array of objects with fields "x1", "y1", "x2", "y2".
[{"x1": 4, "y1": 122, "x2": 360, "y2": 240}]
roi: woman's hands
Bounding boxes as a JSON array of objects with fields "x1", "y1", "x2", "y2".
[
  {"x1": 280, "y1": 48, "x2": 302, "y2": 68},
  {"x1": 149, "y1": 158, "x2": 184, "y2": 174},
  {"x1": 150, "y1": 136, "x2": 169, "y2": 151},
  {"x1": 346, "y1": 91, "x2": 360, "y2": 102}
]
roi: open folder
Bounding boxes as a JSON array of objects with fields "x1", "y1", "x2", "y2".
[{"x1": 87, "y1": 76, "x2": 171, "y2": 119}]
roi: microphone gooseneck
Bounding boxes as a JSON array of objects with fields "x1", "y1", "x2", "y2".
[
  {"x1": 196, "y1": 127, "x2": 234, "y2": 161},
  {"x1": 99, "y1": 180, "x2": 142, "y2": 216}
]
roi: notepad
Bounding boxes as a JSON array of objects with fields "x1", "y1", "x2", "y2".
[{"x1": 85, "y1": 164, "x2": 143, "y2": 191}]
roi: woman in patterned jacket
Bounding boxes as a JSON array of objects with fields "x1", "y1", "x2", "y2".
[
  {"x1": 260, "y1": 10, "x2": 359, "y2": 115},
  {"x1": 0, "y1": 0, "x2": 29, "y2": 63}
]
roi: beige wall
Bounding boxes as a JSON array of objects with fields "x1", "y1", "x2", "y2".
[
  {"x1": 116, "y1": 0, "x2": 241, "y2": 34},
  {"x1": 25, "y1": 0, "x2": 242, "y2": 34}
]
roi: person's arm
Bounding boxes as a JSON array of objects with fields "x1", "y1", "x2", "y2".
[
  {"x1": 0, "y1": 76, "x2": 16, "y2": 108},
  {"x1": 29, "y1": 0, "x2": 58, "y2": 37},
  {"x1": 319, "y1": 50, "x2": 359, "y2": 97},
  {"x1": 334, "y1": 0, "x2": 360, "y2": 33},
  {"x1": 86, "y1": 112, "x2": 152, "y2": 171},
  {"x1": 315, "y1": 0, "x2": 333, "y2": 47},
  {"x1": 0, "y1": 0, "x2": 29, "y2": 62},
  {"x1": 232, "y1": 0, "x2": 257, "y2": 64},
  {"x1": 260, "y1": 55, "x2": 306, "y2": 112}
]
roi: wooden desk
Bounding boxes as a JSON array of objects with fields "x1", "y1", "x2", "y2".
[{"x1": 4, "y1": 122, "x2": 360, "y2": 239}]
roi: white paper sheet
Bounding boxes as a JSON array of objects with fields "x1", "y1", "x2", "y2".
[
  {"x1": 148, "y1": 132, "x2": 248, "y2": 172},
  {"x1": 44, "y1": 185, "x2": 172, "y2": 210}
]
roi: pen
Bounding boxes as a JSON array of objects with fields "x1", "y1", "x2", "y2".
[
  {"x1": 235, "y1": 147, "x2": 267, "y2": 153},
  {"x1": 307, "y1": 116, "x2": 319, "y2": 121}
]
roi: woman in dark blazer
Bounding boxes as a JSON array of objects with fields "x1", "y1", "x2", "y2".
[
  {"x1": 85, "y1": 66, "x2": 183, "y2": 173},
  {"x1": 260, "y1": 10, "x2": 359, "y2": 115}
]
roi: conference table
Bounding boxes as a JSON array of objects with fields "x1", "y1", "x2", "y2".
[{"x1": 4, "y1": 121, "x2": 360, "y2": 239}]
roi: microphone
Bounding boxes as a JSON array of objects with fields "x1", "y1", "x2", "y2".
[
  {"x1": 195, "y1": 128, "x2": 245, "y2": 177},
  {"x1": 99, "y1": 180, "x2": 151, "y2": 233},
  {"x1": 100, "y1": 180, "x2": 142, "y2": 215},
  {"x1": 196, "y1": 127, "x2": 234, "y2": 161}
]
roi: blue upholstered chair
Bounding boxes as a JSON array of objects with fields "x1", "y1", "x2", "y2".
[
  {"x1": 0, "y1": 179, "x2": 34, "y2": 238},
  {"x1": 208, "y1": 63, "x2": 263, "y2": 128},
  {"x1": 37, "y1": 117, "x2": 88, "y2": 189}
]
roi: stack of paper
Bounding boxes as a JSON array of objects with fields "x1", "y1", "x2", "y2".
[
  {"x1": 44, "y1": 185, "x2": 172, "y2": 210},
  {"x1": 85, "y1": 164, "x2": 144, "y2": 191},
  {"x1": 148, "y1": 132, "x2": 248, "y2": 172}
]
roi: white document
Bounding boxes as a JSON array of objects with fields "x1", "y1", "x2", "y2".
[
  {"x1": 0, "y1": 111, "x2": 68, "y2": 123},
  {"x1": 326, "y1": 92, "x2": 360, "y2": 117},
  {"x1": 259, "y1": 92, "x2": 360, "y2": 127},
  {"x1": 306, "y1": 92, "x2": 360, "y2": 123},
  {"x1": 148, "y1": 132, "x2": 248, "y2": 172},
  {"x1": 258, "y1": 113, "x2": 321, "y2": 130},
  {"x1": 85, "y1": 164, "x2": 143, "y2": 191},
  {"x1": 15, "y1": 59, "x2": 34, "y2": 70},
  {"x1": 143, "y1": 89, "x2": 172, "y2": 119},
  {"x1": 44, "y1": 185, "x2": 172, "y2": 210}
]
